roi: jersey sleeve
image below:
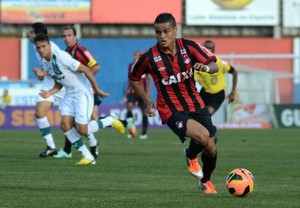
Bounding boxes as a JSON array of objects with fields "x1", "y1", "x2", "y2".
[
  {"x1": 186, "y1": 40, "x2": 216, "y2": 64},
  {"x1": 61, "y1": 51, "x2": 81, "y2": 72},
  {"x1": 217, "y1": 57, "x2": 231, "y2": 73},
  {"x1": 77, "y1": 46, "x2": 98, "y2": 68},
  {"x1": 128, "y1": 52, "x2": 150, "y2": 81}
]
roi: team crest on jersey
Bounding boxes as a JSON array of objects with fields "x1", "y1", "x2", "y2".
[
  {"x1": 154, "y1": 55, "x2": 162, "y2": 62},
  {"x1": 180, "y1": 49, "x2": 191, "y2": 65}
]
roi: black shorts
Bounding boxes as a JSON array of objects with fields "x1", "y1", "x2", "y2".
[
  {"x1": 200, "y1": 89, "x2": 225, "y2": 112},
  {"x1": 94, "y1": 94, "x2": 102, "y2": 106},
  {"x1": 127, "y1": 93, "x2": 145, "y2": 108},
  {"x1": 167, "y1": 108, "x2": 216, "y2": 143}
]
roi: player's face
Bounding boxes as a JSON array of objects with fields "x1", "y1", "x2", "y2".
[
  {"x1": 154, "y1": 22, "x2": 177, "y2": 49},
  {"x1": 35, "y1": 40, "x2": 52, "y2": 60},
  {"x1": 63, "y1": 29, "x2": 77, "y2": 48}
]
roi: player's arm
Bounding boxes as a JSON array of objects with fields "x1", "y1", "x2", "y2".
[
  {"x1": 39, "y1": 81, "x2": 62, "y2": 98},
  {"x1": 90, "y1": 64, "x2": 99, "y2": 75},
  {"x1": 145, "y1": 74, "x2": 152, "y2": 96},
  {"x1": 33, "y1": 68, "x2": 48, "y2": 80},
  {"x1": 77, "y1": 63, "x2": 109, "y2": 98},
  {"x1": 130, "y1": 79, "x2": 156, "y2": 117},
  {"x1": 129, "y1": 54, "x2": 156, "y2": 117},
  {"x1": 193, "y1": 61, "x2": 218, "y2": 74},
  {"x1": 228, "y1": 65, "x2": 238, "y2": 103}
]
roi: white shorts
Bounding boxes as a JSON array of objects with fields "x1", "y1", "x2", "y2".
[
  {"x1": 37, "y1": 77, "x2": 65, "y2": 107},
  {"x1": 37, "y1": 88, "x2": 65, "y2": 107},
  {"x1": 60, "y1": 90, "x2": 93, "y2": 125}
]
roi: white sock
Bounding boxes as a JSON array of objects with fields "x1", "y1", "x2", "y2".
[
  {"x1": 44, "y1": 134, "x2": 56, "y2": 149},
  {"x1": 100, "y1": 116, "x2": 113, "y2": 127},
  {"x1": 36, "y1": 117, "x2": 55, "y2": 148},
  {"x1": 65, "y1": 127, "x2": 94, "y2": 160},
  {"x1": 78, "y1": 145, "x2": 94, "y2": 160},
  {"x1": 87, "y1": 120, "x2": 99, "y2": 134},
  {"x1": 86, "y1": 133, "x2": 98, "y2": 147}
]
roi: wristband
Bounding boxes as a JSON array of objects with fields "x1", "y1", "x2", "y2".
[{"x1": 205, "y1": 65, "x2": 210, "y2": 72}]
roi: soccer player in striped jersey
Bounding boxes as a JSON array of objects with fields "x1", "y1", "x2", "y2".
[{"x1": 129, "y1": 13, "x2": 219, "y2": 194}]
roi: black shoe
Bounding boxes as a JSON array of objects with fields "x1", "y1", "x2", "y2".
[
  {"x1": 90, "y1": 142, "x2": 99, "y2": 159},
  {"x1": 39, "y1": 146, "x2": 57, "y2": 158}
]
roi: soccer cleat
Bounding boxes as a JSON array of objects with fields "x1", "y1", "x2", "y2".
[
  {"x1": 139, "y1": 134, "x2": 148, "y2": 139},
  {"x1": 199, "y1": 181, "x2": 217, "y2": 194},
  {"x1": 126, "y1": 118, "x2": 137, "y2": 138},
  {"x1": 127, "y1": 134, "x2": 132, "y2": 139},
  {"x1": 183, "y1": 148, "x2": 203, "y2": 179},
  {"x1": 39, "y1": 146, "x2": 57, "y2": 158},
  {"x1": 110, "y1": 113, "x2": 125, "y2": 134},
  {"x1": 75, "y1": 157, "x2": 96, "y2": 165},
  {"x1": 90, "y1": 142, "x2": 99, "y2": 159},
  {"x1": 53, "y1": 149, "x2": 72, "y2": 158}
]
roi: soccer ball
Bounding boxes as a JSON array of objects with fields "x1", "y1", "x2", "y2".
[
  {"x1": 226, "y1": 168, "x2": 255, "y2": 197},
  {"x1": 212, "y1": 0, "x2": 253, "y2": 10}
]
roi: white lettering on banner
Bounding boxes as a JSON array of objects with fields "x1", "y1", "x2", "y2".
[{"x1": 281, "y1": 109, "x2": 300, "y2": 127}]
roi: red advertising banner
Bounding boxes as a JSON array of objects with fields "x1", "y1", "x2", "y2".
[
  {"x1": 91, "y1": 0, "x2": 182, "y2": 24},
  {"x1": 1, "y1": 0, "x2": 91, "y2": 24}
]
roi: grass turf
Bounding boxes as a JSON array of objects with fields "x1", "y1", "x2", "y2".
[{"x1": 0, "y1": 128, "x2": 299, "y2": 208}]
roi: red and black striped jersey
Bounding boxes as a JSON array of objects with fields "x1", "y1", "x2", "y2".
[
  {"x1": 66, "y1": 43, "x2": 98, "y2": 68},
  {"x1": 127, "y1": 62, "x2": 149, "y2": 95},
  {"x1": 129, "y1": 38, "x2": 216, "y2": 124}
]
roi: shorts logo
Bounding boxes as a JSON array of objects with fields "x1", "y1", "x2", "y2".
[{"x1": 176, "y1": 121, "x2": 184, "y2": 130}]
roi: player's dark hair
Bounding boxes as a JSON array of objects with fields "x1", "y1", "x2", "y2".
[
  {"x1": 34, "y1": 33, "x2": 49, "y2": 44},
  {"x1": 63, "y1": 24, "x2": 77, "y2": 36},
  {"x1": 203, "y1": 40, "x2": 215, "y2": 53},
  {"x1": 154, "y1": 13, "x2": 176, "y2": 27},
  {"x1": 31, "y1": 22, "x2": 48, "y2": 35}
]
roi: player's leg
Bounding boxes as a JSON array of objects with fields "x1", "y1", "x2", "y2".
[
  {"x1": 87, "y1": 94, "x2": 101, "y2": 159},
  {"x1": 35, "y1": 100, "x2": 57, "y2": 157},
  {"x1": 62, "y1": 117, "x2": 95, "y2": 165},
  {"x1": 125, "y1": 94, "x2": 137, "y2": 138},
  {"x1": 139, "y1": 100, "x2": 148, "y2": 139},
  {"x1": 62, "y1": 93, "x2": 95, "y2": 165}
]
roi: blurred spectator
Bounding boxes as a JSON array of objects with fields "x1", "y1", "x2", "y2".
[{"x1": 0, "y1": 89, "x2": 11, "y2": 110}]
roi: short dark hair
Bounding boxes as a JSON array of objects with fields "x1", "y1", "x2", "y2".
[
  {"x1": 63, "y1": 24, "x2": 77, "y2": 36},
  {"x1": 154, "y1": 13, "x2": 176, "y2": 27},
  {"x1": 31, "y1": 22, "x2": 48, "y2": 35},
  {"x1": 203, "y1": 40, "x2": 215, "y2": 52},
  {"x1": 34, "y1": 33, "x2": 49, "y2": 44}
]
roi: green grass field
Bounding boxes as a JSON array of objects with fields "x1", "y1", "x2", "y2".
[{"x1": 0, "y1": 128, "x2": 299, "y2": 208}]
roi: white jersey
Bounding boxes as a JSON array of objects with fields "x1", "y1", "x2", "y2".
[
  {"x1": 35, "y1": 41, "x2": 61, "y2": 90},
  {"x1": 40, "y1": 49, "x2": 92, "y2": 95},
  {"x1": 40, "y1": 49, "x2": 94, "y2": 124},
  {"x1": 34, "y1": 41, "x2": 65, "y2": 105}
]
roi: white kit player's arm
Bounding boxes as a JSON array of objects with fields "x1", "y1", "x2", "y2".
[
  {"x1": 33, "y1": 68, "x2": 48, "y2": 81},
  {"x1": 76, "y1": 63, "x2": 109, "y2": 98},
  {"x1": 39, "y1": 81, "x2": 63, "y2": 99}
]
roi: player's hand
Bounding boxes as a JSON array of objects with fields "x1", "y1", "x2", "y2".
[
  {"x1": 34, "y1": 68, "x2": 47, "y2": 80},
  {"x1": 193, "y1": 63, "x2": 210, "y2": 72},
  {"x1": 39, "y1": 90, "x2": 51, "y2": 99},
  {"x1": 118, "y1": 96, "x2": 127, "y2": 105},
  {"x1": 146, "y1": 101, "x2": 157, "y2": 117},
  {"x1": 227, "y1": 92, "x2": 235, "y2": 103},
  {"x1": 96, "y1": 89, "x2": 109, "y2": 98}
]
